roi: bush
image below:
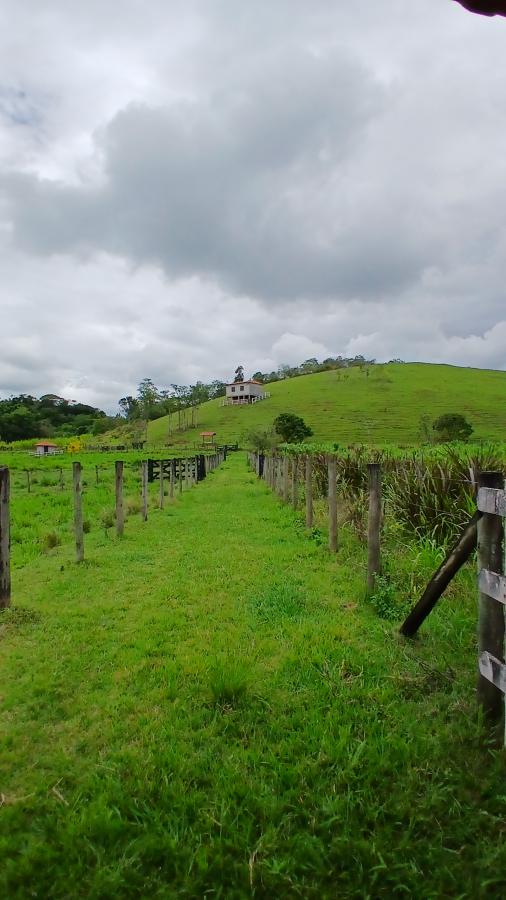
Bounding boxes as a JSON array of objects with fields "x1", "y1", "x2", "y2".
[
  {"x1": 432, "y1": 413, "x2": 473, "y2": 443},
  {"x1": 273, "y1": 413, "x2": 313, "y2": 443}
]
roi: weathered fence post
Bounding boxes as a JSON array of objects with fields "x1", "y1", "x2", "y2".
[
  {"x1": 170, "y1": 460, "x2": 176, "y2": 499},
  {"x1": 0, "y1": 467, "x2": 11, "y2": 608},
  {"x1": 367, "y1": 463, "x2": 382, "y2": 594},
  {"x1": 25, "y1": 469, "x2": 31, "y2": 493},
  {"x1": 477, "y1": 471, "x2": 505, "y2": 723},
  {"x1": 179, "y1": 459, "x2": 183, "y2": 495},
  {"x1": 328, "y1": 455, "x2": 338, "y2": 553},
  {"x1": 115, "y1": 461, "x2": 124, "y2": 537},
  {"x1": 95, "y1": 465, "x2": 100, "y2": 486},
  {"x1": 159, "y1": 460, "x2": 164, "y2": 509},
  {"x1": 283, "y1": 457, "x2": 290, "y2": 503},
  {"x1": 305, "y1": 455, "x2": 313, "y2": 528},
  {"x1": 73, "y1": 462, "x2": 84, "y2": 563},
  {"x1": 141, "y1": 460, "x2": 148, "y2": 522},
  {"x1": 59, "y1": 467, "x2": 64, "y2": 491},
  {"x1": 292, "y1": 456, "x2": 299, "y2": 510}
]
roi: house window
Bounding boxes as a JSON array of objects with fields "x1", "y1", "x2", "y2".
[
  {"x1": 240, "y1": 385, "x2": 244, "y2": 391},
  {"x1": 231, "y1": 386, "x2": 236, "y2": 392}
]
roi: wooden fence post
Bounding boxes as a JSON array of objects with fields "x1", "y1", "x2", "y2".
[
  {"x1": 305, "y1": 455, "x2": 313, "y2": 528},
  {"x1": 170, "y1": 460, "x2": 175, "y2": 499},
  {"x1": 292, "y1": 457, "x2": 299, "y2": 510},
  {"x1": 0, "y1": 467, "x2": 11, "y2": 609},
  {"x1": 328, "y1": 455, "x2": 338, "y2": 553},
  {"x1": 283, "y1": 457, "x2": 290, "y2": 503},
  {"x1": 141, "y1": 460, "x2": 148, "y2": 522},
  {"x1": 367, "y1": 463, "x2": 382, "y2": 594},
  {"x1": 59, "y1": 467, "x2": 64, "y2": 491},
  {"x1": 115, "y1": 461, "x2": 124, "y2": 537},
  {"x1": 179, "y1": 459, "x2": 183, "y2": 495},
  {"x1": 477, "y1": 471, "x2": 505, "y2": 723},
  {"x1": 159, "y1": 459, "x2": 164, "y2": 508},
  {"x1": 95, "y1": 465, "x2": 100, "y2": 486},
  {"x1": 73, "y1": 462, "x2": 84, "y2": 563},
  {"x1": 25, "y1": 469, "x2": 31, "y2": 493}
]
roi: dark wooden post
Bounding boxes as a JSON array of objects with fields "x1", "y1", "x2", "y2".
[
  {"x1": 0, "y1": 467, "x2": 11, "y2": 609},
  {"x1": 328, "y1": 455, "x2": 338, "y2": 553},
  {"x1": 178, "y1": 459, "x2": 183, "y2": 495},
  {"x1": 477, "y1": 471, "x2": 505, "y2": 722},
  {"x1": 170, "y1": 459, "x2": 175, "y2": 499},
  {"x1": 25, "y1": 469, "x2": 31, "y2": 493},
  {"x1": 141, "y1": 460, "x2": 148, "y2": 521},
  {"x1": 115, "y1": 461, "x2": 124, "y2": 537},
  {"x1": 95, "y1": 465, "x2": 99, "y2": 486},
  {"x1": 73, "y1": 462, "x2": 84, "y2": 563},
  {"x1": 292, "y1": 457, "x2": 299, "y2": 510},
  {"x1": 59, "y1": 467, "x2": 64, "y2": 491},
  {"x1": 159, "y1": 460, "x2": 164, "y2": 508},
  {"x1": 305, "y1": 455, "x2": 313, "y2": 528},
  {"x1": 367, "y1": 463, "x2": 382, "y2": 594}
]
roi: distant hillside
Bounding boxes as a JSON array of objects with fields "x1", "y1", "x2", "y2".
[{"x1": 148, "y1": 363, "x2": 506, "y2": 447}]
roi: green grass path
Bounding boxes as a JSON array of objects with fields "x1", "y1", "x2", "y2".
[{"x1": 1, "y1": 453, "x2": 506, "y2": 898}]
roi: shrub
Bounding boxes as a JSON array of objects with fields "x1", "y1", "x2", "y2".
[
  {"x1": 432, "y1": 413, "x2": 473, "y2": 443},
  {"x1": 42, "y1": 531, "x2": 61, "y2": 551},
  {"x1": 273, "y1": 413, "x2": 313, "y2": 443}
]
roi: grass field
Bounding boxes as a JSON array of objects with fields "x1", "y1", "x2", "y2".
[
  {"x1": 148, "y1": 362, "x2": 506, "y2": 447},
  {"x1": 1, "y1": 452, "x2": 506, "y2": 897}
]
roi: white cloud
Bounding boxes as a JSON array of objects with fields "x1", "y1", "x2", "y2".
[{"x1": 1, "y1": 0, "x2": 506, "y2": 410}]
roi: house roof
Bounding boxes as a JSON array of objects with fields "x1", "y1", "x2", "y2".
[
  {"x1": 226, "y1": 380, "x2": 262, "y2": 386},
  {"x1": 200, "y1": 431, "x2": 216, "y2": 436},
  {"x1": 35, "y1": 441, "x2": 58, "y2": 446}
]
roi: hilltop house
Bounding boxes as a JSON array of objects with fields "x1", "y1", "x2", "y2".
[
  {"x1": 223, "y1": 381, "x2": 270, "y2": 406},
  {"x1": 34, "y1": 441, "x2": 60, "y2": 456}
]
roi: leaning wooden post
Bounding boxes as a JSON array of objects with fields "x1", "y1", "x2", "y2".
[
  {"x1": 328, "y1": 455, "x2": 338, "y2": 553},
  {"x1": 305, "y1": 455, "x2": 313, "y2": 528},
  {"x1": 0, "y1": 467, "x2": 11, "y2": 609},
  {"x1": 477, "y1": 471, "x2": 505, "y2": 723},
  {"x1": 115, "y1": 461, "x2": 124, "y2": 537},
  {"x1": 292, "y1": 456, "x2": 299, "y2": 510},
  {"x1": 159, "y1": 460, "x2": 164, "y2": 509},
  {"x1": 141, "y1": 460, "x2": 148, "y2": 522},
  {"x1": 367, "y1": 463, "x2": 382, "y2": 594},
  {"x1": 73, "y1": 462, "x2": 84, "y2": 563}
]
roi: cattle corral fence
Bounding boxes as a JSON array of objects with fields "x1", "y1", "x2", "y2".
[{"x1": 249, "y1": 450, "x2": 506, "y2": 741}]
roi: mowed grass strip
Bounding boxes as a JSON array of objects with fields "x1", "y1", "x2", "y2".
[{"x1": 1, "y1": 454, "x2": 505, "y2": 898}]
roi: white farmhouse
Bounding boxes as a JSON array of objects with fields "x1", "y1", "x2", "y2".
[{"x1": 223, "y1": 380, "x2": 270, "y2": 406}]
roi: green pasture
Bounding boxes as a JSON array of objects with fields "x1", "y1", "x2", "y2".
[
  {"x1": 148, "y1": 362, "x2": 506, "y2": 447},
  {"x1": 1, "y1": 452, "x2": 505, "y2": 897}
]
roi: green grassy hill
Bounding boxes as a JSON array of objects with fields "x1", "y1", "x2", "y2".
[{"x1": 148, "y1": 362, "x2": 506, "y2": 447}]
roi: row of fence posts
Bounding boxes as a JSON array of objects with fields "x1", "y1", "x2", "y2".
[
  {"x1": 0, "y1": 450, "x2": 225, "y2": 608},
  {"x1": 249, "y1": 451, "x2": 382, "y2": 595},
  {"x1": 250, "y1": 452, "x2": 506, "y2": 738}
]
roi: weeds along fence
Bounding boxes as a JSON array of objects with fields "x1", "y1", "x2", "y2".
[
  {"x1": 248, "y1": 447, "x2": 506, "y2": 738},
  {"x1": 0, "y1": 449, "x2": 226, "y2": 608}
]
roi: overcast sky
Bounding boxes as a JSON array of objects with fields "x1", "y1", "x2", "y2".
[{"x1": 1, "y1": 1, "x2": 505, "y2": 411}]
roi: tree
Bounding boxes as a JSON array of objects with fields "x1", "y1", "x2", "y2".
[
  {"x1": 273, "y1": 413, "x2": 313, "y2": 443},
  {"x1": 432, "y1": 413, "x2": 473, "y2": 442},
  {"x1": 234, "y1": 366, "x2": 244, "y2": 383}
]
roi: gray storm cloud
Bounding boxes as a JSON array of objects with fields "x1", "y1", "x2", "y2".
[{"x1": 1, "y1": 0, "x2": 506, "y2": 407}]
